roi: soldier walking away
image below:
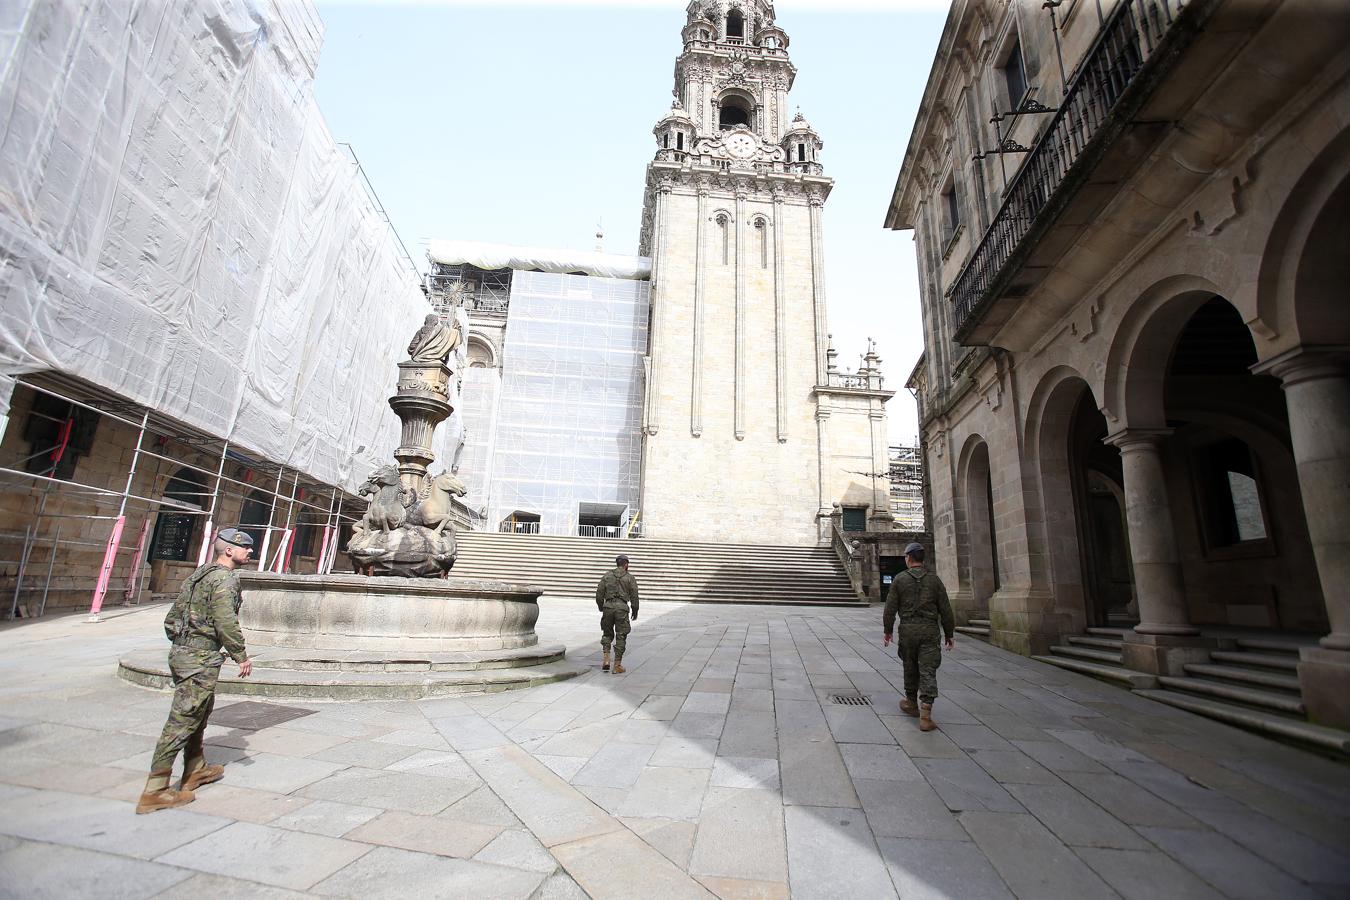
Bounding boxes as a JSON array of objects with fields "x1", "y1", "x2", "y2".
[
  {"x1": 137, "y1": 527, "x2": 255, "y2": 814},
  {"x1": 883, "y1": 541, "x2": 954, "y2": 732},
  {"x1": 596, "y1": 554, "x2": 639, "y2": 674}
]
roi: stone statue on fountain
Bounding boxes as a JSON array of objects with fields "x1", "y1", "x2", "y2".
[{"x1": 346, "y1": 314, "x2": 468, "y2": 578}]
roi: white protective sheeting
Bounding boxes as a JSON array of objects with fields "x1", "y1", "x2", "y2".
[
  {"x1": 0, "y1": 0, "x2": 457, "y2": 493},
  {"x1": 428, "y1": 239, "x2": 652, "y2": 281}
]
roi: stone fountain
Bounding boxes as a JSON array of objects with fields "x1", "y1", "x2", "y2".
[{"x1": 119, "y1": 314, "x2": 586, "y2": 700}]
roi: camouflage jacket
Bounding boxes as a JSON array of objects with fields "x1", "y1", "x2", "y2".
[
  {"x1": 883, "y1": 566, "x2": 954, "y2": 639},
  {"x1": 595, "y1": 567, "x2": 639, "y2": 615},
  {"x1": 163, "y1": 563, "x2": 248, "y2": 663}
]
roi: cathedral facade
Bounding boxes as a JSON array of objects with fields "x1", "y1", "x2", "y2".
[{"x1": 637, "y1": 1, "x2": 893, "y2": 545}]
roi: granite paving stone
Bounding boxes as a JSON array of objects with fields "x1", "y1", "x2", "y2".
[
  {"x1": 219, "y1": 752, "x2": 348, "y2": 794},
  {"x1": 717, "y1": 710, "x2": 779, "y2": 759},
  {"x1": 854, "y1": 777, "x2": 970, "y2": 841},
  {"x1": 384, "y1": 747, "x2": 478, "y2": 779},
  {"x1": 780, "y1": 735, "x2": 859, "y2": 808},
  {"x1": 156, "y1": 821, "x2": 370, "y2": 890},
  {"x1": 960, "y1": 811, "x2": 1119, "y2": 899},
  {"x1": 650, "y1": 735, "x2": 719, "y2": 768},
  {"x1": 877, "y1": 836, "x2": 1013, "y2": 900},
  {"x1": 915, "y1": 757, "x2": 1025, "y2": 813},
  {"x1": 571, "y1": 741, "x2": 657, "y2": 788},
  {"x1": 206, "y1": 726, "x2": 350, "y2": 758},
  {"x1": 682, "y1": 691, "x2": 733, "y2": 715},
  {"x1": 838, "y1": 743, "x2": 923, "y2": 782},
  {"x1": 709, "y1": 755, "x2": 780, "y2": 790},
  {"x1": 881, "y1": 718, "x2": 968, "y2": 757},
  {"x1": 1138, "y1": 826, "x2": 1329, "y2": 900},
  {"x1": 1006, "y1": 782, "x2": 1150, "y2": 849},
  {"x1": 310, "y1": 845, "x2": 546, "y2": 899},
  {"x1": 783, "y1": 805, "x2": 896, "y2": 898},
  {"x1": 346, "y1": 810, "x2": 503, "y2": 858},
  {"x1": 968, "y1": 748, "x2": 1061, "y2": 785},
  {"x1": 1187, "y1": 806, "x2": 1350, "y2": 886},
  {"x1": 0, "y1": 841, "x2": 193, "y2": 900},
  {"x1": 0, "y1": 788, "x2": 231, "y2": 858},
  {"x1": 460, "y1": 745, "x2": 622, "y2": 848},
  {"x1": 437, "y1": 784, "x2": 525, "y2": 828},
  {"x1": 1073, "y1": 847, "x2": 1226, "y2": 899},
  {"x1": 550, "y1": 828, "x2": 714, "y2": 899},
  {"x1": 1057, "y1": 771, "x2": 1201, "y2": 828},
  {"x1": 689, "y1": 788, "x2": 787, "y2": 883},
  {"x1": 299, "y1": 768, "x2": 478, "y2": 814},
  {"x1": 823, "y1": 704, "x2": 897, "y2": 744},
  {"x1": 271, "y1": 799, "x2": 383, "y2": 837},
  {"x1": 149, "y1": 871, "x2": 315, "y2": 899},
  {"x1": 939, "y1": 723, "x2": 1017, "y2": 751},
  {"x1": 1010, "y1": 739, "x2": 1109, "y2": 774},
  {"x1": 619, "y1": 816, "x2": 698, "y2": 869},
  {"x1": 308, "y1": 739, "x2": 421, "y2": 769},
  {"x1": 473, "y1": 827, "x2": 560, "y2": 874},
  {"x1": 618, "y1": 766, "x2": 710, "y2": 820}
]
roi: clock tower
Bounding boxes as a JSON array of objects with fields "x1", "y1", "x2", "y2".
[{"x1": 637, "y1": 1, "x2": 835, "y2": 545}]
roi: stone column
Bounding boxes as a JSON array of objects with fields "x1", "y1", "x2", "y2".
[
  {"x1": 1105, "y1": 429, "x2": 1207, "y2": 676},
  {"x1": 643, "y1": 182, "x2": 672, "y2": 436},
  {"x1": 734, "y1": 186, "x2": 747, "y2": 441},
  {"x1": 1256, "y1": 347, "x2": 1350, "y2": 727},
  {"x1": 772, "y1": 188, "x2": 787, "y2": 442},
  {"x1": 808, "y1": 194, "x2": 829, "y2": 386},
  {"x1": 691, "y1": 184, "x2": 709, "y2": 437}
]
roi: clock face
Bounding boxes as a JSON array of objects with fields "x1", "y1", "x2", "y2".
[{"x1": 726, "y1": 133, "x2": 757, "y2": 159}]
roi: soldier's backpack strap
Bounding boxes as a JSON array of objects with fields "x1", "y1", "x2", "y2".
[{"x1": 162, "y1": 565, "x2": 218, "y2": 642}]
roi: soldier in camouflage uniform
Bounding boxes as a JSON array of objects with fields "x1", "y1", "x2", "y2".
[
  {"x1": 137, "y1": 527, "x2": 255, "y2": 814},
  {"x1": 596, "y1": 554, "x2": 639, "y2": 674},
  {"x1": 883, "y1": 542, "x2": 954, "y2": 732}
]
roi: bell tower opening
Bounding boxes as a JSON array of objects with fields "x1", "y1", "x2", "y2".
[
  {"x1": 726, "y1": 10, "x2": 745, "y2": 41},
  {"x1": 719, "y1": 95, "x2": 751, "y2": 130}
]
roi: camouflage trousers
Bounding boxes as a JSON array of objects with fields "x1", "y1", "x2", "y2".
[
  {"x1": 897, "y1": 623, "x2": 943, "y2": 705},
  {"x1": 599, "y1": 601, "x2": 632, "y2": 661},
  {"x1": 151, "y1": 646, "x2": 222, "y2": 772}
]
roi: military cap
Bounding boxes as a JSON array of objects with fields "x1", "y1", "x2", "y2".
[
  {"x1": 615, "y1": 554, "x2": 630, "y2": 566},
  {"x1": 904, "y1": 541, "x2": 924, "y2": 556},
  {"x1": 218, "y1": 527, "x2": 255, "y2": 548}
]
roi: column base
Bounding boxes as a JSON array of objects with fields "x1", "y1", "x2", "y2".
[
  {"x1": 1298, "y1": 646, "x2": 1350, "y2": 729},
  {"x1": 986, "y1": 589, "x2": 1069, "y2": 657},
  {"x1": 948, "y1": 590, "x2": 983, "y2": 627},
  {"x1": 1121, "y1": 631, "x2": 1215, "y2": 676}
]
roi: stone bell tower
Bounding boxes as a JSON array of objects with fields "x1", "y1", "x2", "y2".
[{"x1": 637, "y1": 0, "x2": 834, "y2": 545}]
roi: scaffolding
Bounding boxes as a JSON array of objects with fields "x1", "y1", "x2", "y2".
[
  {"x1": 888, "y1": 444, "x2": 926, "y2": 530},
  {"x1": 0, "y1": 377, "x2": 363, "y2": 621},
  {"x1": 475, "y1": 271, "x2": 650, "y2": 536}
]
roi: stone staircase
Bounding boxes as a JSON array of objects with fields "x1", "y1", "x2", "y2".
[
  {"x1": 1035, "y1": 630, "x2": 1349, "y2": 754},
  {"x1": 451, "y1": 532, "x2": 863, "y2": 606},
  {"x1": 955, "y1": 617, "x2": 991, "y2": 641}
]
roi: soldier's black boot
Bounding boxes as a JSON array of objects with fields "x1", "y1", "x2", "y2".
[
  {"x1": 602, "y1": 650, "x2": 611, "y2": 672},
  {"x1": 919, "y1": 703, "x2": 936, "y2": 733},
  {"x1": 137, "y1": 770, "x2": 195, "y2": 814},
  {"x1": 899, "y1": 697, "x2": 920, "y2": 717}
]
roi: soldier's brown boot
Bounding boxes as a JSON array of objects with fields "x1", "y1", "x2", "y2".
[
  {"x1": 602, "y1": 650, "x2": 611, "y2": 672},
  {"x1": 919, "y1": 703, "x2": 936, "y2": 732},
  {"x1": 612, "y1": 660, "x2": 626, "y2": 674},
  {"x1": 136, "y1": 770, "x2": 195, "y2": 815},
  {"x1": 899, "y1": 697, "x2": 919, "y2": 717},
  {"x1": 180, "y1": 757, "x2": 225, "y2": 792}
]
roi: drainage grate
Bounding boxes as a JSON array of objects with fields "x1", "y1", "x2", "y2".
[
  {"x1": 210, "y1": 701, "x2": 315, "y2": 731},
  {"x1": 829, "y1": 694, "x2": 872, "y2": 706}
]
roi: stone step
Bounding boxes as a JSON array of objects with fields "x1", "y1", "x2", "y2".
[
  {"x1": 1134, "y1": 690, "x2": 1350, "y2": 755},
  {"x1": 1050, "y1": 645, "x2": 1123, "y2": 664},
  {"x1": 1031, "y1": 655, "x2": 1158, "y2": 689},
  {"x1": 453, "y1": 531, "x2": 863, "y2": 606},
  {"x1": 1086, "y1": 626, "x2": 1131, "y2": 637},
  {"x1": 1066, "y1": 634, "x2": 1125, "y2": 650},
  {"x1": 1233, "y1": 637, "x2": 1303, "y2": 655},
  {"x1": 119, "y1": 650, "x2": 589, "y2": 701},
  {"x1": 968, "y1": 618, "x2": 991, "y2": 627},
  {"x1": 1210, "y1": 650, "x2": 1300, "y2": 672},
  {"x1": 955, "y1": 625, "x2": 991, "y2": 640},
  {"x1": 1157, "y1": 675, "x2": 1306, "y2": 716},
  {"x1": 1182, "y1": 662, "x2": 1302, "y2": 693}
]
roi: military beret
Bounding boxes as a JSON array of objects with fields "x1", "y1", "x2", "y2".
[
  {"x1": 904, "y1": 542, "x2": 924, "y2": 556},
  {"x1": 615, "y1": 554, "x2": 630, "y2": 565},
  {"x1": 218, "y1": 527, "x2": 255, "y2": 548}
]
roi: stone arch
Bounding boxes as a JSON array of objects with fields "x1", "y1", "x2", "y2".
[
  {"x1": 1103, "y1": 274, "x2": 1254, "y2": 430},
  {"x1": 1257, "y1": 126, "x2": 1350, "y2": 348},
  {"x1": 1022, "y1": 366, "x2": 1101, "y2": 629},
  {"x1": 466, "y1": 332, "x2": 496, "y2": 369},
  {"x1": 955, "y1": 433, "x2": 998, "y2": 609}
]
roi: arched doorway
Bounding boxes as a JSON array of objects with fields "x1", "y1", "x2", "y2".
[
  {"x1": 957, "y1": 438, "x2": 998, "y2": 610},
  {"x1": 1069, "y1": 390, "x2": 1135, "y2": 627}
]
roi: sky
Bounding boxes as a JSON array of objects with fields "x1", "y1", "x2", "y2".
[{"x1": 311, "y1": 1, "x2": 950, "y2": 443}]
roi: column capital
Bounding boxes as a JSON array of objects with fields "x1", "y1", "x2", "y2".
[
  {"x1": 1252, "y1": 344, "x2": 1350, "y2": 386},
  {"x1": 1102, "y1": 428, "x2": 1173, "y2": 452}
]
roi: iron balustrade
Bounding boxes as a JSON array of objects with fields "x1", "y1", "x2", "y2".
[{"x1": 950, "y1": 0, "x2": 1185, "y2": 333}]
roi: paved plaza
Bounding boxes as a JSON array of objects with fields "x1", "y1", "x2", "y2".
[{"x1": 1, "y1": 597, "x2": 1349, "y2": 899}]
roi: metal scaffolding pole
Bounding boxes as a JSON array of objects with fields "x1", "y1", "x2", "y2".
[{"x1": 88, "y1": 409, "x2": 149, "y2": 622}]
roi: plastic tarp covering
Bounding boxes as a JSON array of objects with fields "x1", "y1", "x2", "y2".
[
  {"x1": 428, "y1": 240, "x2": 652, "y2": 281},
  {"x1": 0, "y1": 0, "x2": 458, "y2": 493},
  {"x1": 477, "y1": 271, "x2": 649, "y2": 535}
]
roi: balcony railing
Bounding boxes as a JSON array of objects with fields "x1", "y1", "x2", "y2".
[
  {"x1": 950, "y1": 0, "x2": 1186, "y2": 334},
  {"x1": 500, "y1": 521, "x2": 539, "y2": 534},
  {"x1": 577, "y1": 525, "x2": 621, "y2": 539}
]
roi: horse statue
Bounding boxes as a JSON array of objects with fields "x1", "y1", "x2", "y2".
[
  {"x1": 407, "y1": 471, "x2": 468, "y2": 536},
  {"x1": 357, "y1": 465, "x2": 411, "y2": 534}
]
